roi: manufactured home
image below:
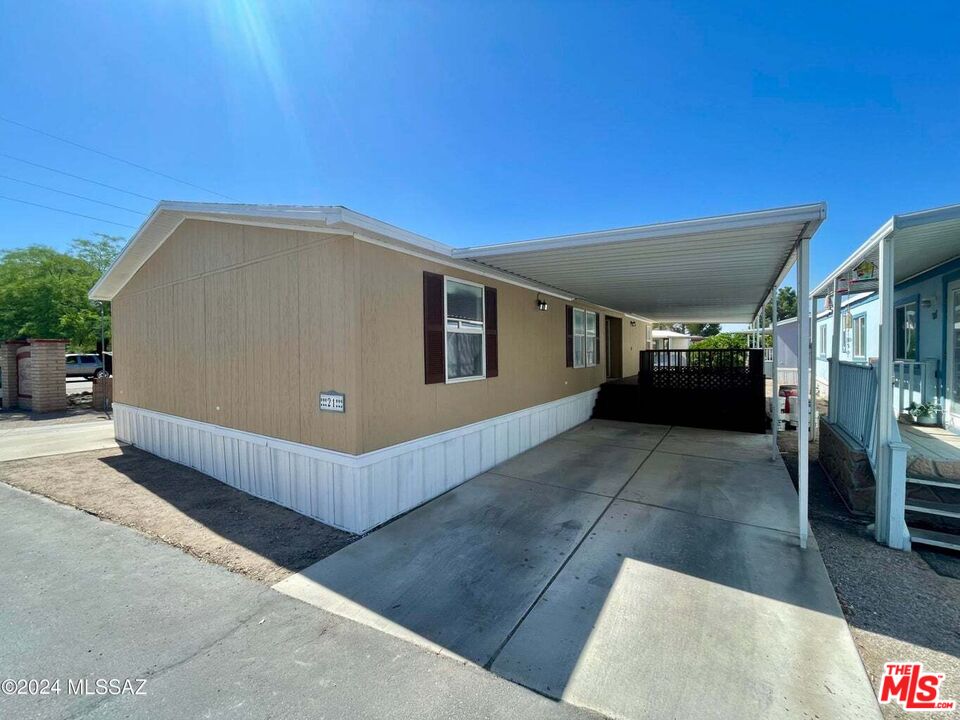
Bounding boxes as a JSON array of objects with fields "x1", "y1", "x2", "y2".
[
  {"x1": 90, "y1": 202, "x2": 824, "y2": 536},
  {"x1": 812, "y1": 203, "x2": 960, "y2": 551}
]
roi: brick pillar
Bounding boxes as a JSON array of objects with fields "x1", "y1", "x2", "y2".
[
  {"x1": 25, "y1": 339, "x2": 68, "y2": 413},
  {"x1": 92, "y1": 377, "x2": 112, "y2": 411},
  {"x1": 1, "y1": 342, "x2": 24, "y2": 409}
]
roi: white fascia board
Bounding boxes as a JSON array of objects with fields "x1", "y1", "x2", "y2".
[
  {"x1": 452, "y1": 203, "x2": 826, "y2": 259},
  {"x1": 810, "y1": 218, "x2": 893, "y2": 298},
  {"x1": 88, "y1": 203, "x2": 179, "y2": 301},
  {"x1": 893, "y1": 202, "x2": 960, "y2": 230}
]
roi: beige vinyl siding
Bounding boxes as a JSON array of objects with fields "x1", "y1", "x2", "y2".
[
  {"x1": 356, "y1": 242, "x2": 648, "y2": 452},
  {"x1": 112, "y1": 218, "x2": 650, "y2": 456},
  {"x1": 112, "y1": 220, "x2": 362, "y2": 453}
]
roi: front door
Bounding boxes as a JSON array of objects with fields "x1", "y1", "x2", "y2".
[
  {"x1": 605, "y1": 316, "x2": 623, "y2": 379},
  {"x1": 947, "y1": 281, "x2": 960, "y2": 431}
]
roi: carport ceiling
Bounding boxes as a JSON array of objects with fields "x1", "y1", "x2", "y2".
[{"x1": 455, "y1": 204, "x2": 826, "y2": 323}]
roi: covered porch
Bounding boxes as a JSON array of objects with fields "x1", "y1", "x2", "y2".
[{"x1": 812, "y1": 203, "x2": 960, "y2": 552}]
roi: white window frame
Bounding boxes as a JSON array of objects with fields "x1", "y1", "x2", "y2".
[
  {"x1": 586, "y1": 311, "x2": 598, "y2": 367},
  {"x1": 572, "y1": 308, "x2": 598, "y2": 369},
  {"x1": 852, "y1": 314, "x2": 867, "y2": 361},
  {"x1": 818, "y1": 324, "x2": 828, "y2": 358},
  {"x1": 443, "y1": 276, "x2": 486, "y2": 384}
]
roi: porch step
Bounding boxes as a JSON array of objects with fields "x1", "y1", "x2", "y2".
[
  {"x1": 907, "y1": 476, "x2": 960, "y2": 490},
  {"x1": 905, "y1": 499, "x2": 960, "y2": 519},
  {"x1": 909, "y1": 527, "x2": 960, "y2": 552}
]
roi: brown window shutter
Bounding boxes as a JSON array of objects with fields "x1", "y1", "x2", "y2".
[
  {"x1": 595, "y1": 313, "x2": 601, "y2": 364},
  {"x1": 423, "y1": 271, "x2": 445, "y2": 384},
  {"x1": 484, "y1": 286, "x2": 498, "y2": 378},
  {"x1": 565, "y1": 305, "x2": 574, "y2": 367}
]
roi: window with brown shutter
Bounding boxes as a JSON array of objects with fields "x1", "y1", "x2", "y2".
[
  {"x1": 565, "y1": 305, "x2": 574, "y2": 367},
  {"x1": 423, "y1": 271, "x2": 445, "y2": 384},
  {"x1": 484, "y1": 286, "x2": 498, "y2": 378}
]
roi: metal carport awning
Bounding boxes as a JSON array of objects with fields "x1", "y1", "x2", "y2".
[
  {"x1": 454, "y1": 203, "x2": 826, "y2": 323},
  {"x1": 456, "y1": 202, "x2": 826, "y2": 550}
]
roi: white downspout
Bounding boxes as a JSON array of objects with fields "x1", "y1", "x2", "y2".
[{"x1": 797, "y1": 236, "x2": 811, "y2": 549}]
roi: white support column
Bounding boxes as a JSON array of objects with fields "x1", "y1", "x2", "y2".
[
  {"x1": 797, "y1": 237, "x2": 811, "y2": 549},
  {"x1": 875, "y1": 232, "x2": 901, "y2": 546},
  {"x1": 828, "y1": 278, "x2": 842, "y2": 423},
  {"x1": 771, "y1": 289, "x2": 780, "y2": 461}
]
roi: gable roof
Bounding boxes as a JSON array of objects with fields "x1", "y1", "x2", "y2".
[{"x1": 91, "y1": 201, "x2": 825, "y2": 323}]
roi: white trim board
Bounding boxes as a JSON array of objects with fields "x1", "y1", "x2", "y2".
[{"x1": 113, "y1": 389, "x2": 599, "y2": 534}]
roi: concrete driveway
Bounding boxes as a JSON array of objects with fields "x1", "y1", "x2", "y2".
[
  {"x1": 276, "y1": 420, "x2": 883, "y2": 719},
  {"x1": 0, "y1": 419, "x2": 120, "y2": 462},
  {"x1": 0, "y1": 482, "x2": 599, "y2": 720}
]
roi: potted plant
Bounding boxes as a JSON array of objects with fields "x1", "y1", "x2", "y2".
[{"x1": 908, "y1": 401, "x2": 942, "y2": 426}]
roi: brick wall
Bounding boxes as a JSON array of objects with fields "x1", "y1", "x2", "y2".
[
  {"x1": 23, "y1": 339, "x2": 68, "y2": 413},
  {"x1": 92, "y1": 376, "x2": 112, "y2": 411},
  {"x1": 0, "y1": 342, "x2": 23, "y2": 409}
]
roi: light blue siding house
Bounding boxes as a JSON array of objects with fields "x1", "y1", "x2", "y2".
[{"x1": 811, "y1": 203, "x2": 960, "y2": 552}]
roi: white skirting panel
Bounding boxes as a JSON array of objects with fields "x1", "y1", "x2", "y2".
[{"x1": 113, "y1": 388, "x2": 599, "y2": 534}]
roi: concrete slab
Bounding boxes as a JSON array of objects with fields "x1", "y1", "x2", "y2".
[
  {"x1": 491, "y1": 500, "x2": 881, "y2": 720},
  {"x1": 274, "y1": 472, "x2": 610, "y2": 666},
  {"x1": 619, "y1": 450, "x2": 799, "y2": 533},
  {"x1": 492, "y1": 438, "x2": 650, "y2": 496},
  {"x1": 657, "y1": 425, "x2": 773, "y2": 464},
  {"x1": 0, "y1": 420, "x2": 120, "y2": 461},
  {"x1": 560, "y1": 419, "x2": 670, "y2": 450}
]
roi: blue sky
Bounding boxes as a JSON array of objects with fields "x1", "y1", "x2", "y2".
[{"x1": 1, "y1": 1, "x2": 958, "y2": 293}]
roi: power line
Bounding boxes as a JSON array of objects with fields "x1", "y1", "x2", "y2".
[
  {"x1": 0, "y1": 173, "x2": 146, "y2": 215},
  {"x1": 0, "y1": 153, "x2": 158, "y2": 202},
  {"x1": 0, "y1": 193, "x2": 136, "y2": 229},
  {"x1": 0, "y1": 115, "x2": 236, "y2": 201}
]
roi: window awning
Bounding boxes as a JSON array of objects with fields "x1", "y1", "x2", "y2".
[{"x1": 455, "y1": 204, "x2": 826, "y2": 323}]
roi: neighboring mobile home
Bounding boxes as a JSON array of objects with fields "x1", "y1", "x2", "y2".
[
  {"x1": 90, "y1": 202, "x2": 824, "y2": 535},
  {"x1": 811, "y1": 203, "x2": 960, "y2": 551}
]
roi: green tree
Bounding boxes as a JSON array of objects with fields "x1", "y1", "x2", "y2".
[
  {"x1": 71, "y1": 234, "x2": 124, "y2": 274},
  {"x1": 689, "y1": 332, "x2": 748, "y2": 350},
  {"x1": 0, "y1": 235, "x2": 123, "y2": 350},
  {"x1": 763, "y1": 286, "x2": 797, "y2": 324},
  {"x1": 685, "y1": 322, "x2": 722, "y2": 337}
]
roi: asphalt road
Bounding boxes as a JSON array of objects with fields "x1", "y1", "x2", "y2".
[{"x1": 0, "y1": 482, "x2": 601, "y2": 720}]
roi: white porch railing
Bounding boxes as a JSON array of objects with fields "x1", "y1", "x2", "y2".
[
  {"x1": 830, "y1": 359, "x2": 911, "y2": 549},
  {"x1": 834, "y1": 361, "x2": 878, "y2": 451},
  {"x1": 777, "y1": 367, "x2": 798, "y2": 386},
  {"x1": 893, "y1": 360, "x2": 937, "y2": 415}
]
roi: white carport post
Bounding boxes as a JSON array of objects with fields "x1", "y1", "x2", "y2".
[
  {"x1": 771, "y1": 288, "x2": 779, "y2": 461},
  {"x1": 828, "y1": 278, "x2": 842, "y2": 423},
  {"x1": 797, "y1": 236, "x2": 810, "y2": 549},
  {"x1": 875, "y1": 232, "x2": 911, "y2": 548}
]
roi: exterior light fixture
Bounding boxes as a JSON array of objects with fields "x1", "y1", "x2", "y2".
[{"x1": 536, "y1": 296, "x2": 549, "y2": 312}]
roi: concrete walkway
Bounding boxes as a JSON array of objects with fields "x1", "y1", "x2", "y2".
[
  {"x1": 0, "y1": 419, "x2": 120, "y2": 462},
  {"x1": 276, "y1": 420, "x2": 882, "y2": 719}
]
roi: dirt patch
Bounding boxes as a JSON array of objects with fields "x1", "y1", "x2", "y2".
[
  {"x1": 778, "y1": 430, "x2": 960, "y2": 719},
  {"x1": 0, "y1": 446, "x2": 355, "y2": 585}
]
